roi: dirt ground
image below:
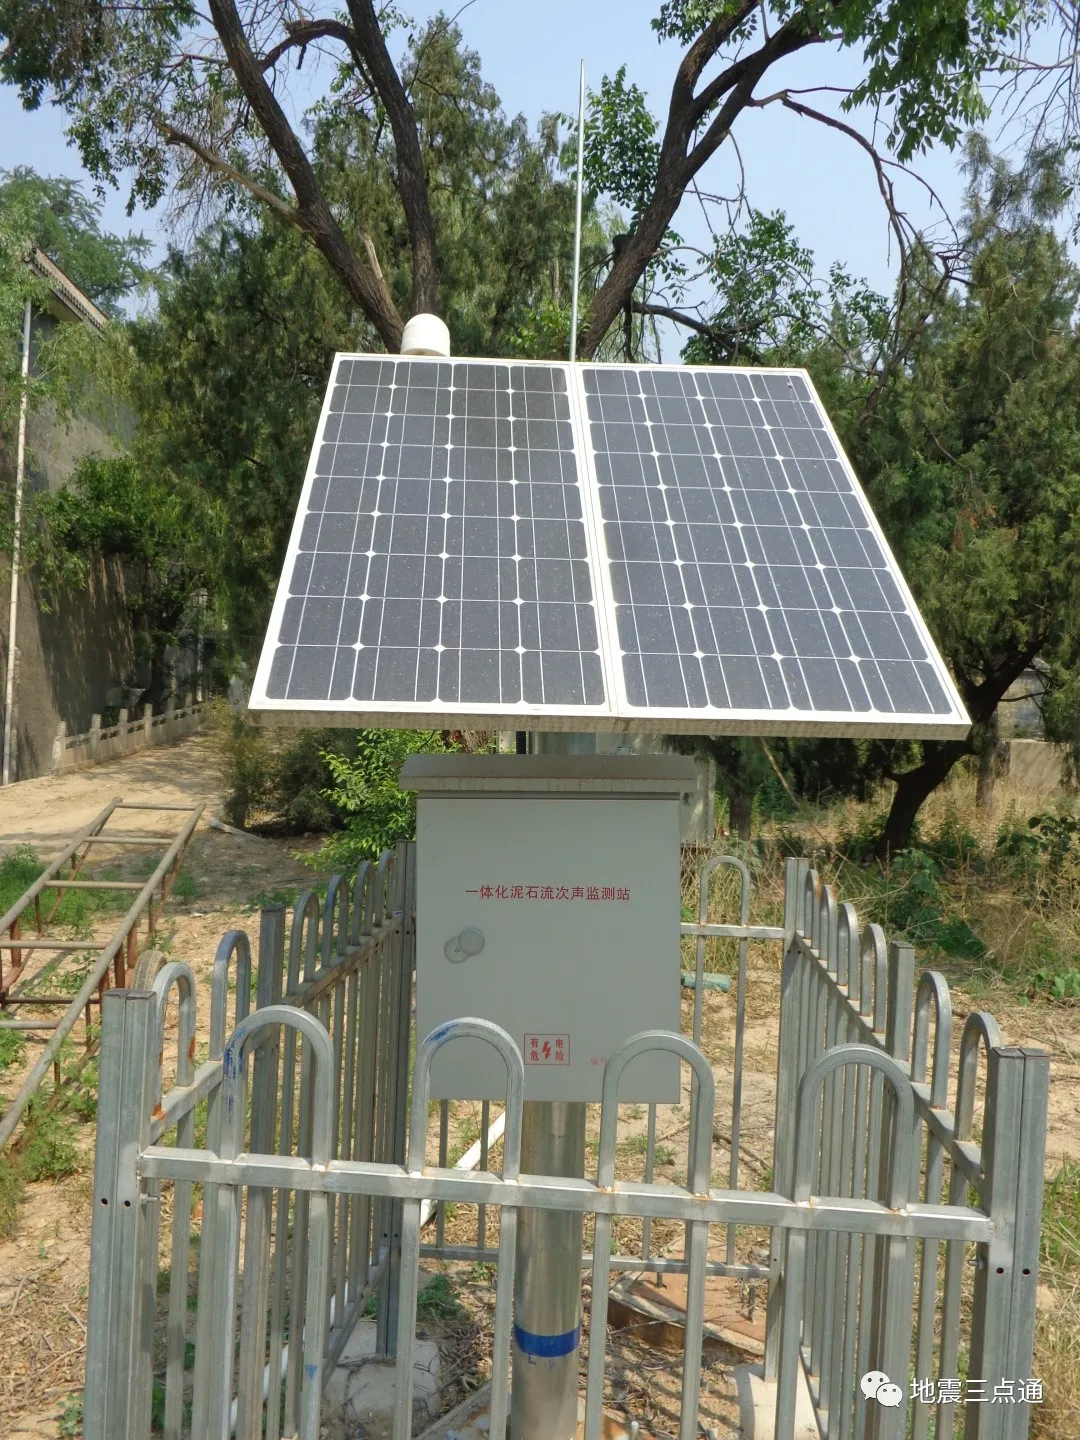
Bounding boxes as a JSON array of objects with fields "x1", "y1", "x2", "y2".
[
  {"x1": 0, "y1": 734, "x2": 325, "y2": 1439},
  {"x1": 0, "y1": 743, "x2": 1078, "y2": 1438}
]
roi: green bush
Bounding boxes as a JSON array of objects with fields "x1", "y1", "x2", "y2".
[
  {"x1": 313, "y1": 729, "x2": 454, "y2": 869},
  {"x1": 213, "y1": 704, "x2": 358, "y2": 833}
]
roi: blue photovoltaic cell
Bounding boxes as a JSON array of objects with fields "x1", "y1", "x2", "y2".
[
  {"x1": 264, "y1": 357, "x2": 605, "y2": 709},
  {"x1": 581, "y1": 365, "x2": 954, "y2": 719}
]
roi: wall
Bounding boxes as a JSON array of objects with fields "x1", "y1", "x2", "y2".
[
  {"x1": 1005, "y1": 738, "x2": 1070, "y2": 795},
  {"x1": 0, "y1": 557, "x2": 134, "y2": 780},
  {"x1": 0, "y1": 307, "x2": 137, "y2": 780}
]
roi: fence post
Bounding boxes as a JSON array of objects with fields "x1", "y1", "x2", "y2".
[
  {"x1": 51, "y1": 721, "x2": 66, "y2": 774},
  {"x1": 867, "y1": 940, "x2": 917, "y2": 1440},
  {"x1": 966, "y1": 1047, "x2": 1026, "y2": 1440},
  {"x1": 117, "y1": 708, "x2": 128, "y2": 754},
  {"x1": 379, "y1": 841, "x2": 415, "y2": 1355},
  {"x1": 1001, "y1": 1048, "x2": 1050, "y2": 1440},
  {"x1": 235, "y1": 906, "x2": 287, "y2": 1440},
  {"x1": 84, "y1": 990, "x2": 159, "y2": 1440},
  {"x1": 143, "y1": 703, "x2": 152, "y2": 743},
  {"x1": 89, "y1": 713, "x2": 101, "y2": 763},
  {"x1": 765, "y1": 855, "x2": 806, "y2": 1380}
]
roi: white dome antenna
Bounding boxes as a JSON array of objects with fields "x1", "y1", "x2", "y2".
[{"x1": 400, "y1": 313, "x2": 451, "y2": 358}]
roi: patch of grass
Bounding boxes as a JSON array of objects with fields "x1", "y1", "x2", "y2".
[
  {"x1": 0, "y1": 846, "x2": 130, "y2": 932},
  {"x1": 654, "y1": 1144, "x2": 677, "y2": 1167},
  {"x1": 245, "y1": 886, "x2": 300, "y2": 913},
  {"x1": 170, "y1": 871, "x2": 200, "y2": 901},
  {"x1": 1033, "y1": 1160, "x2": 1080, "y2": 1440}
]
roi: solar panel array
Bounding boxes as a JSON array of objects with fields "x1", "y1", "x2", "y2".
[
  {"x1": 581, "y1": 366, "x2": 955, "y2": 724},
  {"x1": 251, "y1": 355, "x2": 968, "y2": 737},
  {"x1": 263, "y1": 359, "x2": 608, "y2": 716}
]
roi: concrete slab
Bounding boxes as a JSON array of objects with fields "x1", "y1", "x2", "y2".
[
  {"x1": 415, "y1": 1385, "x2": 658, "y2": 1439},
  {"x1": 608, "y1": 1273, "x2": 767, "y2": 1358},
  {"x1": 324, "y1": 1320, "x2": 440, "y2": 1421},
  {"x1": 733, "y1": 1363, "x2": 819, "y2": 1440}
]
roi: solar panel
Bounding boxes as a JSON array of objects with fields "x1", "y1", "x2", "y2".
[
  {"x1": 251, "y1": 355, "x2": 968, "y2": 739},
  {"x1": 579, "y1": 365, "x2": 958, "y2": 730},
  {"x1": 257, "y1": 356, "x2": 610, "y2": 719}
]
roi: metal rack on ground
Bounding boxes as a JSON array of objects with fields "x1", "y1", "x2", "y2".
[{"x1": 0, "y1": 796, "x2": 204, "y2": 1146}]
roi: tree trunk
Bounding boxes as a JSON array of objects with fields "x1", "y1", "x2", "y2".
[
  {"x1": 728, "y1": 787, "x2": 754, "y2": 842},
  {"x1": 975, "y1": 709, "x2": 1003, "y2": 811},
  {"x1": 874, "y1": 741, "x2": 967, "y2": 859}
]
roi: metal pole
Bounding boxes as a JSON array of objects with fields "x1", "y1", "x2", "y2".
[
  {"x1": 3, "y1": 298, "x2": 32, "y2": 787},
  {"x1": 568, "y1": 60, "x2": 586, "y2": 364},
  {"x1": 511, "y1": 1100, "x2": 587, "y2": 1440},
  {"x1": 511, "y1": 729, "x2": 593, "y2": 1434}
]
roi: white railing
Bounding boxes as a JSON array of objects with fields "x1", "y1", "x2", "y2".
[{"x1": 51, "y1": 698, "x2": 204, "y2": 773}]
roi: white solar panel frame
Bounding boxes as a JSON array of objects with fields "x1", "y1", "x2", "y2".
[{"x1": 250, "y1": 354, "x2": 969, "y2": 739}]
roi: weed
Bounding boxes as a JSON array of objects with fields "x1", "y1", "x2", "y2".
[
  {"x1": 0, "y1": 847, "x2": 128, "y2": 931},
  {"x1": 58, "y1": 1394, "x2": 82, "y2": 1438},
  {"x1": 417, "y1": 1273, "x2": 463, "y2": 1322},
  {"x1": 1031, "y1": 966, "x2": 1080, "y2": 1002},
  {"x1": 0, "y1": 846, "x2": 43, "y2": 912},
  {"x1": 0, "y1": 1027, "x2": 26, "y2": 1075},
  {"x1": 1042, "y1": 1160, "x2": 1080, "y2": 1274},
  {"x1": 0, "y1": 1164, "x2": 23, "y2": 1239},
  {"x1": 245, "y1": 886, "x2": 299, "y2": 912},
  {"x1": 1034, "y1": 1160, "x2": 1080, "y2": 1439},
  {"x1": 19, "y1": 1107, "x2": 80, "y2": 1181},
  {"x1": 654, "y1": 1144, "x2": 677, "y2": 1167},
  {"x1": 58, "y1": 1055, "x2": 99, "y2": 1122}
]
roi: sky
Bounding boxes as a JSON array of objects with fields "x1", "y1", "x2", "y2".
[{"x1": 0, "y1": 0, "x2": 1034, "y2": 336}]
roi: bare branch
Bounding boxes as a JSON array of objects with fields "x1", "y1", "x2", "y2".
[
  {"x1": 259, "y1": 18, "x2": 357, "y2": 72},
  {"x1": 630, "y1": 300, "x2": 764, "y2": 364},
  {"x1": 158, "y1": 121, "x2": 306, "y2": 227}
]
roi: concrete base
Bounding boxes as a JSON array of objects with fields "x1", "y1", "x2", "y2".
[
  {"x1": 416, "y1": 1385, "x2": 657, "y2": 1439},
  {"x1": 733, "y1": 1363, "x2": 819, "y2": 1440},
  {"x1": 324, "y1": 1320, "x2": 440, "y2": 1422}
]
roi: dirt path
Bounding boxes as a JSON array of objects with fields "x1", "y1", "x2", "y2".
[
  {"x1": 0, "y1": 733, "x2": 224, "y2": 859},
  {"x1": 0, "y1": 733, "x2": 327, "y2": 1439}
]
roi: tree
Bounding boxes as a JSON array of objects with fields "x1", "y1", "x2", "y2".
[
  {"x1": 1, "y1": 0, "x2": 1073, "y2": 359},
  {"x1": 667, "y1": 733, "x2": 772, "y2": 841},
  {"x1": 1, "y1": 169, "x2": 146, "y2": 554},
  {"x1": 0, "y1": 168, "x2": 148, "y2": 313},
  {"x1": 830, "y1": 141, "x2": 1080, "y2": 854},
  {"x1": 33, "y1": 452, "x2": 215, "y2": 701}
]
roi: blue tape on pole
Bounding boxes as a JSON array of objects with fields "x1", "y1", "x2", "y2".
[{"x1": 512, "y1": 1323, "x2": 581, "y2": 1358}]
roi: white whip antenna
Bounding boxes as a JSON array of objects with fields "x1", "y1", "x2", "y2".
[{"x1": 569, "y1": 59, "x2": 585, "y2": 363}]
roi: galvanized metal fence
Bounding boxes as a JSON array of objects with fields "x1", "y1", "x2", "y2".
[
  {"x1": 765, "y1": 858, "x2": 1050, "y2": 1440},
  {"x1": 83, "y1": 852, "x2": 1049, "y2": 1440}
]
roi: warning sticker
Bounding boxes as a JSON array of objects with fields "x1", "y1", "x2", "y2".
[{"x1": 524, "y1": 1033, "x2": 570, "y2": 1066}]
